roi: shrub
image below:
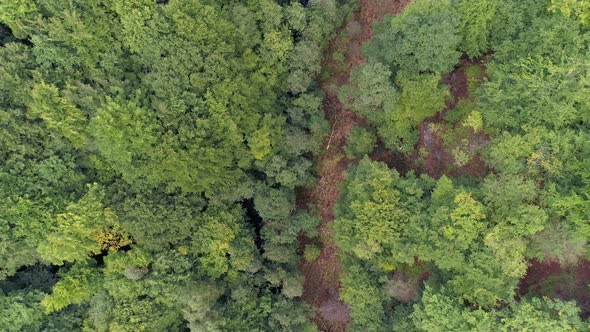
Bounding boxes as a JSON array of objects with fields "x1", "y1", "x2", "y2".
[
  {"x1": 303, "y1": 244, "x2": 321, "y2": 262},
  {"x1": 345, "y1": 127, "x2": 377, "y2": 159}
]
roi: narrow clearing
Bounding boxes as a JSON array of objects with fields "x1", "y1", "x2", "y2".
[{"x1": 299, "y1": 1, "x2": 410, "y2": 331}]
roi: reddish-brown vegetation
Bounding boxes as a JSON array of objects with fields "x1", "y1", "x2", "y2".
[
  {"x1": 519, "y1": 259, "x2": 590, "y2": 318},
  {"x1": 414, "y1": 58, "x2": 490, "y2": 179}
]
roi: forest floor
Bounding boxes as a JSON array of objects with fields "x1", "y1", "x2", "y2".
[
  {"x1": 519, "y1": 259, "x2": 590, "y2": 318},
  {"x1": 298, "y1": 1, "x2": 411, "y2": 331},
  {"x1": 415, "y1": 56, "x2": 490, "y2": 179}
]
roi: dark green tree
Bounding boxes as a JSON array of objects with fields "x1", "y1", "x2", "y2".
[{"x1": 364, "y1": 0, "x2": 461, "y2": 74}]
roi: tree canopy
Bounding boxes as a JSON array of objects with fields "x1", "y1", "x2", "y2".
[
  {"x1": 1, "y1": 0, "x2": 589, "y2": 330},
  {"x1": 0, "y1": 0, "x2": 356, "y2": 330}
]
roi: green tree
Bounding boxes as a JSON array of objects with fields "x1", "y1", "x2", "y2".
[
  {"x1": 338, "y1": 62, "x2": 397, "y2": 123},
  {"x1": 0, "y1": 0, "x2": 356, "y2": 330},
  {"x1": 454, "y1": 0, "x2": 498, "y2": 57},
  {"x1": 0, "y1": 0, "x2": 38, "y2": 39},
  {"x1": 447, "y1": 250, "x2": 519, "y2": 308},
  {"x1": 303, "y1": 244, "x2": 321, "y2": 262},
  {"x1": 0, "y1": 197, "x2": 51, "y2": 279},
  {"x1": 410, "y1": 287, "x2": 587, "y2": 331},
  {"x1": 549, "y1": 0, "x2": 590, "y2": 26},
  {"x1": 499, "y1": 297, "x2": 586, "y2": 331},
  {"x1": 335, "y1": 158, "x2": 433, "y2": 270},
  {"x1": 364, "y1": 0, "x2": 461, "y2": 74},
  {"x1": 190, "y1": 207, "x2": 255, "y2": 280},
  {"x1": 379, "y1": 73, "x2": 448, "y2": 152},
  {"x1": 41, "y1": 262, "x2": 101, "y2": 313},
  {"x1": 480, "y1": 56, "x2": 589, "y2": 132},
  {"x1": 410, "y1": 286, "x2": 496, "y2": 331},
  {"x1": 181, "y1": 282, "x2": 225, "y2": 332},
  {"x1": 335, "y1": 158, "x2": 406, "y2": 263},
  {"x1": 27, "y1": 83, "x2": 86, "y2": 148},
  {"x1": 114, "y1": 191, "x2": 205, "y2": 252},
  {"x1": 0, "y1": 290, "x2": 44, "y2": 332},
  {"x1": 529, "y1": 221, "x2": 587, "y2": 266},
  {"x1": 345, "y1": 127, "x2": 377, "y2": 159},
  {"x1": 37, "y1": 184, "x2": 131, "y2": 265},
  {"x1": 340, "y1": 264, "x2": 386, "y2": 332}
]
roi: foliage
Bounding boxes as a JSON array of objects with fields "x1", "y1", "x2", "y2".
[
  {"x1": 303, "y1": 244, "x2": 321, "y2": 263},
  {"x1": 336, "y1": 0, "x2": 590, "y2": 330},
  {"x1": 335, "y1": 158, "x2": 418, "y2": 267},
  {"x1": 379, "y1": 72, "x2": 449, "y2": 151},
  {"x1": 28, "y1": 83, "x2": 86, "y2": 148},
  {"x1": 340, "y1": 66, "x2": 448, "y2": 153},
  {"x1": 0, "y1": 0, "x2": 357, "y2": 329},
  {"x1": 480, "y1": 55, "x2": 590, "y2": 132},
  {"x1": 41, "y1": 262, "x2": 101, "y2": 313},
  {"x1": 0, "y1": 290, "x2": 44, "y2": 332},
  {"x1": 182, "y1": 282, "x2": 224, "y2": 331},
  {"x1": 364, "y1": 0, "x2": 461, "y2": 74},
  {"x1": 345, "y1": 127, "x2": 377, "y2": 159},
  {"x1": 408, "y1": 287, "x2": 587, "y2": 331},
  {"x1": 338, "y1": 61, "x2": 397, "y2": 123},
  {"x1": 454, "y1": 0, "x2": 498, "y2": 58},
  {"x1": 465, "y1": 64, "x2": 484, "y2": 95},
  {"x1": 500, "y1": 297, "x2": 586, "y2": 330},
  {"x1": 1, "y1": 0, "x2": 590, "y2": 330},
  {"x1": 549, "y1": 0, "x2": 590, "y2": 26},
  {"x1": 410, "y1": 287, "x2": 496, "y2": 331},
  {"x1": 528, "y1": 221, "x2": 587, "y2": 266},
  {"x1": 37, "y1": 184, "x2": 130, "y2": 265},
  {"x1": 0, "y1": 197, "x2": 51, "y2": 279},
  {"x1": 462, "y1": 110, "x2": 484, "y2": 132},
  {"x1": 340, "y1": 263, "x2": 386, "y2": 332}
]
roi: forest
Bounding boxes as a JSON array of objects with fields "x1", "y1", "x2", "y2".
[{"x1": 0, "y1": 0, "x2": 588, "y2": 331}]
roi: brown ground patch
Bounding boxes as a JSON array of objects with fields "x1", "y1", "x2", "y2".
[
  {"x1": 518, "y1": 259, "x2": 590, "y2": 318},
  {"x1": 443, "y1": 57, "x2": 471, "y2": 110},
  {"x1": 369, "y1": 139, "x2": 411, "y2": 174},
  {"x1": 299, "y1": 1, "x2": 412, "y2": 331},
  {"x1": 417, "y1": 121, "x2": 452, "y2": 179},
  {"x1": 386, "y1": 271, "x2": 421, "y2": 303},
  {"x1": 414, "y1": 57, "x2": 490, "y2": 179}
]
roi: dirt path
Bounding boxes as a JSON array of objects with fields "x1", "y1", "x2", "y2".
[{"x1": 299, "y1": 1, "x2": 411, "y2": 331}]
